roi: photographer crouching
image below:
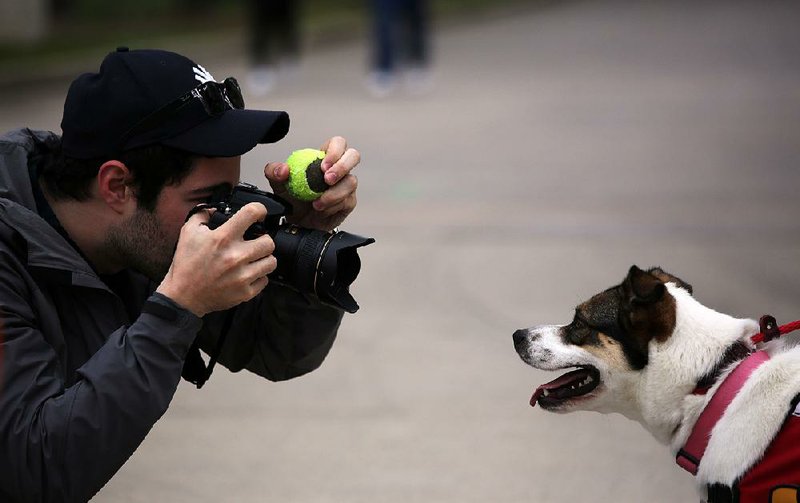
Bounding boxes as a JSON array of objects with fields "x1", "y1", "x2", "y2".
[{"x1": 0, "y1": 48, "x2": 370, "y2": 502}]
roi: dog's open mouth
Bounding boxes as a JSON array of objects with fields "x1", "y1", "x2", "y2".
[{"x1": 531, "y1": 366, "x2": 601, "y2": 408}]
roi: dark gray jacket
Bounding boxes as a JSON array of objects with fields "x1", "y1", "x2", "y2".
[{"x1": 0, "y1": 129, "x2": 343, "y2": 502}]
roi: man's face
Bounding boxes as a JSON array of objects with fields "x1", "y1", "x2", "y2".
[{"x1": 108, "y1": 156, "x2": 241, "y2": 280}]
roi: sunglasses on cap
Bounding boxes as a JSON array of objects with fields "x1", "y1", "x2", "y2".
[{"x1": 115, "y1": 77, "x2": 244, "y2": 153}]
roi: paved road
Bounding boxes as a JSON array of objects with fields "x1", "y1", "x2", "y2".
[{"x1": 2, "y1": 0, "x2": 800, "y2": 501}]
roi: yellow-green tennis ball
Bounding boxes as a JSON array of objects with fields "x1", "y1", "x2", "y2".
[{"x1": 286, "y1": 148, "x2": 327, "y2": 201}]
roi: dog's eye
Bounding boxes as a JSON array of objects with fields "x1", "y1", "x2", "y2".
[
  {"x1": 572, "y1": 317, "x2": 591, "y2": 332},
  {"x1": 567, "y1": 318, "x2": 591, "y2": 344}
]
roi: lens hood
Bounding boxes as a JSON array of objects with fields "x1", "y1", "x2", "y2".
[{"x1": 316, "y1": 231, "x2": 376, "y2": 313}]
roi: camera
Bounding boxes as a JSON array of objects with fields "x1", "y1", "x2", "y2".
[{"x1": 203, "y1": 183, "x2": 374, "y2": 313}]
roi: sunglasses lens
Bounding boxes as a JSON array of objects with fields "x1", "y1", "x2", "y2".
[
  {"x1": 224, "y1": 78, "x2": 244, "y2": 109},
  {"x1": 202, "y1": 84, "x2": 228, "y2": 116}
]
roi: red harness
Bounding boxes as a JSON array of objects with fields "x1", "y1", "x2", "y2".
[
  {"x1": 675, "y1": 316, "x2": 800, "y2": 502},
  {"x1": 676, "y1": 350, "x2": 772, "y2": 475}
]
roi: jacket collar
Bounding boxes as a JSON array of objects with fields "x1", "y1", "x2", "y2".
[
  {"x1": 0, "y1": 197, "x2": 111, "y2": 291},
  {"x1": 0, "y1": 128, "x2": 110, "y2": 291},
  {"x1": 0, "y1": 128, "x2": 48, "y2": 210}
]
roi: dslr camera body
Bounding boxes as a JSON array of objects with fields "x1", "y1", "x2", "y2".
[{"x1": 204, "y1": 183, "x2": 374, "y2": 313}]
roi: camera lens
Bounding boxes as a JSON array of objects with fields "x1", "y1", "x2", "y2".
[{"x1": 270, "y1": 225, "x2": 375, "y2": 313}]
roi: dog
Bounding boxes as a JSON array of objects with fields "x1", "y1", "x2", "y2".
[{"x1": 513, "y1": 266, "x2": 800, "y2": 502}]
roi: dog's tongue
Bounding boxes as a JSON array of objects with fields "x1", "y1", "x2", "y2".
[
  {"x1": 529, "y1": 369, "x2": 586, "y2": 407},
  {"x1": 530, "y1": 388, "x2": 544, "y2": 407}
]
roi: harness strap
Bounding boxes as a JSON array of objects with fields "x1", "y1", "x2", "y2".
[
  {"x1": 751, "y1": 316, "x2": 800, "y2": 344},
  {"x1": 676, "y1": 350, "x2": 771, "y2": 475}
]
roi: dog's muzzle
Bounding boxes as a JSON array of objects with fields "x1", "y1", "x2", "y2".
[{"x1": 513, "y1": 328, "x2": 534, "y2": 361}]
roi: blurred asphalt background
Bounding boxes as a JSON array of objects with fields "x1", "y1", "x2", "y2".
[{"x1": 2, "y1": 0, "x2": 800, "y2": 501}]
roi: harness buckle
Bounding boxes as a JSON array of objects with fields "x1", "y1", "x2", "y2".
[{"x1": 759, "y1": 314, "x2": 780, "y2": 342}]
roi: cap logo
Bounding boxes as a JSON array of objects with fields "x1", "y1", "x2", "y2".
[{"x1": 193, "y1": 64, "x2": 216, "y2": 84}]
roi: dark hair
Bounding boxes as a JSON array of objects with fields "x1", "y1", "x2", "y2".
[{"x1": 36, "y1": 135, "x2": 197, "y2": 212}]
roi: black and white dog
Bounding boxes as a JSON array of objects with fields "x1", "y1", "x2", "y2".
[{"x1": 513, "y1": 266, "x2": 800, "y2": 502}]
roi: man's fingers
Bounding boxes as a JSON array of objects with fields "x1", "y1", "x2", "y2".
[
  {"x1": 313, "y1": 174, "x2": 358, "y2": 211},
  {"x1": 265, "y1": 161, "x2": 289, "y2": 183},
  {"x1": 241, "y1": 234, "x2": 276, "y2": 263},
  {"x1": 218, "y1": 202, "x2": 267, "y2": 238},
  {"x1": 185, "y1": 205, "x2": 213, "y2": 226},
  {"x1": 323, "y1": 148, "x2": 360, "y2": 186},
  {"x1": 246, "y1": 254, "x2": 278, "y2": 279},
  {"x1": 320, "y1": 136, "x2": 347, "y2": 171},
  {"x1": 235, "y1": 256, "x2": 276, "y2": 302},
  {"x1": 245, "y1": 275, "x2": 270, "y2": 301}
]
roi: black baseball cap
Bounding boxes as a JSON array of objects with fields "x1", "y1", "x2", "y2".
[{"x1": 61, "y1": 47, "x2": 290, "y2": 159}]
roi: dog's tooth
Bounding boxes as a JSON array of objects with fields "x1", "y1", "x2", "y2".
[{"x1": 542, "y1": 389, "x2": 550, "y2": 397}]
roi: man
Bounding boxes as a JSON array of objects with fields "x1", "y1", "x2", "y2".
[{"x1": 0, "y1": 47, "x2": 361, "y2": 502}]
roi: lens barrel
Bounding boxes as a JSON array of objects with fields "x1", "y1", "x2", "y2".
[{"x1": 270, "y1": 225, "x2": 375, "y2": 313}]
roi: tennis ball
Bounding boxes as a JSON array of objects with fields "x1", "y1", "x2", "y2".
[{"x1": 286, "y1": 148, "x2": 327, "y2": 201}]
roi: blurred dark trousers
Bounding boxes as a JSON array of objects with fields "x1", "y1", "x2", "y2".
[
  {"x1": 248, "y1": 0, "x2": 301, "y2": 65},
  {"x1": 371, "y1": 0, "x2": 429, "y2": 72}
]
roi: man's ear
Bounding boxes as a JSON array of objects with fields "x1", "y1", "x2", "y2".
[{"x1": 96, "y1": 161, "x2": 135, "y2": 213}]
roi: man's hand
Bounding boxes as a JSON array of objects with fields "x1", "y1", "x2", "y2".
[
  {"x1": 156, "y1": 203, "x2": 277, "y2": 317},
  {"x1": 265, "y1": 136, "x2": 359, "y2": 231}
]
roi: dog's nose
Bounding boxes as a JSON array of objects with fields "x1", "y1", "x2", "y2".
[{"x1": 513, "y1": 329, "x2": 528, "y2": 348}]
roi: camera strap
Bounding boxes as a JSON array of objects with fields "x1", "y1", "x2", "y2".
[
  {"x1": 181, "y1": 307, "x2": 236, "y2": 389},
  {"x1": 180, "y1": 201, "x2": 234, "y2": 388}
]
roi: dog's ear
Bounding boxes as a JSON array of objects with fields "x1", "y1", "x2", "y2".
[
  {"x1": 647, "y1": 267, "x2": 693, "y2": 295},
  {"x1": 623, "y1": 265, "x2": 666, "y2": 305},
  {"x1": 620, "y1": 265, "x2": 677, "y2": 345}
]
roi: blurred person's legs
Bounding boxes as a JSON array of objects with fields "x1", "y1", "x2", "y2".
[
  {"x1": 367, "y1": 0, "x2": 399, "y2": 96},
  {"x1": 247, "y1": 0, "x2": 302, "y2": 96},
  {"x1": 274, "y1": 0, "x2": 301, "y2": 70},
  {"x1": 398, "y1": 0, "x2": 431, "y2": 93},
  {"x1": 50, "y1": 0, "x2": 75, "y2": 20},
  {"x1": 367, "y1": 0, "x2": 431, "y2": 96}
]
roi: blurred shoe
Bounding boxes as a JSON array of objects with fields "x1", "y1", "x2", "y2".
[
  {"x1": 279, "y1": 58, "x2": 301, "y2": 83},
  {"x1": 246, "y1": 66, "x2": 276, "y2": 97},
  {"x1": 365, "y1": 70, "x2": 397, "y2": 98},
  {"x1": 404, "y1": 66, "x2": 433, "y2": 95}
]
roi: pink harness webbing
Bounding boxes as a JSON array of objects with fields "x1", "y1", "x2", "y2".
[{"x1": 676, "y1": 350, "x2": 771, "y2": 475}]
